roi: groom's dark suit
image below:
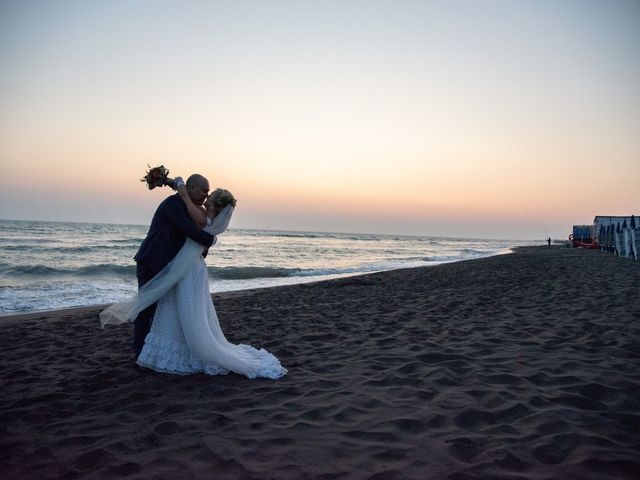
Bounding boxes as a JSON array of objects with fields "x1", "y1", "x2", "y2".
[{"x1": 132, "y1": 193, "x2": 214, "y2": 359}]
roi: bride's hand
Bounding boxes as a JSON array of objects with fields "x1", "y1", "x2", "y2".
[{"x1": 173, "y1": 176, "x2": 185, "y2": 191}]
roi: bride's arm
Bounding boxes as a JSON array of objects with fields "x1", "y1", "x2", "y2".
[{"x1": 176, "y1": 183, "x2": 207, "y2": 229}]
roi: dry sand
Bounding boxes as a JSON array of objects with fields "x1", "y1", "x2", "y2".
[{"x1": 1, "y1": 246, "x2": 639, "y2": 479}]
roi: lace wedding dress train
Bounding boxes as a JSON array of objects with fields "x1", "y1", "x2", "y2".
[
  {"x1": 100, "y1": 206, "x2": 287, "y2": 379},
  {"x1": 137, "y1": 251, "x2": 286, "y2": 378}
]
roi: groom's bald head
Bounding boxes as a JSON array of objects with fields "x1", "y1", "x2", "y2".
[
  {"x1": 186, "y1": 174, "x2": 208, "y2": 189},
  {"x1": 186, "y1": 174, "x2": 210, "y2": 206}
]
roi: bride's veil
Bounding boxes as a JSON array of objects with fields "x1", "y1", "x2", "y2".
[{"x1": 99, "y1": 205, "x2": 234, "y2": 327}]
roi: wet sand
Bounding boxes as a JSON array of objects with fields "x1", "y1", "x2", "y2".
[{"x1": 1, "y1": 246, "x2": 639, "y2": 479}]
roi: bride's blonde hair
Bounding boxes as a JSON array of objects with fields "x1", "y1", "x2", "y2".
[{"x1": 206, "y1": 188, "x2": 236, "y2": 210}]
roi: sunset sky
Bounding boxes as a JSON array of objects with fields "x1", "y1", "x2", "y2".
[{"x1": 1, "y1": 0, "x2": 638, "y2": 239}]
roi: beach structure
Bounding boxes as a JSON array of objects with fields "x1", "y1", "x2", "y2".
[
  {"x1": 631, "y1": 216, "x2": 638, "y2": 261},
  {"x1": 597, "y1": 225, "x2": 606, "y2": 252},
  {"x1": 593, "y1": 215, "x2": 639, "y2": 261},
  {"x1": 569, "y1": 224, "x2": 597, "y2": 248},
  {"x1": 599, "y1": 225, "x2": 607, "y2": 252},
  {"x1": 605, "y1": 225, "x2": 614, "y2": 253},
  {"x1": 615, "y1": 223, "x2": 623, "y2": 256},
  {"x1": 594, "y1": 216, "x2": 636, "y2": 237}
]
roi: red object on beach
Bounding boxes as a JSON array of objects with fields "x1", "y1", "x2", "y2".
[
  {"x1": 568, "y1": 234, "x2": 599, "y2": 249},
  {"x1": 569, "y1": 225, "x2": 600, "y2": 249}
]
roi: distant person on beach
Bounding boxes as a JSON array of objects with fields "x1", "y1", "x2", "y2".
[
  {"x1": 129, "y1": 174, "x2": 215, "y2": 361},
  {"x1": 547, "y1": 237, "x2": 551, "y2": 248},
  {"x1": 100, "y1": 177, "x2": 286, "y2": 379}
]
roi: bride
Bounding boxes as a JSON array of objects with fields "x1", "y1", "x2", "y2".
[{"x1": 100, "y1": 182, "x2": 287, "y2": 379}]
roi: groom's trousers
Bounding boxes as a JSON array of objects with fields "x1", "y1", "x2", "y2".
[{"x1": 133, "y1": 264, "x2": 158, "y2": 360}]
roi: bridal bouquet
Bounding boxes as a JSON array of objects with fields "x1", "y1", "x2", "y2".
[{"x1": 141, "y1": 165, "x2": 175, "y2": 189}]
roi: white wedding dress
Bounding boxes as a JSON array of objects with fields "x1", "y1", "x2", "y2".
[{"x1": 100, "y1": 206, "x2": 287, "y2": 379}]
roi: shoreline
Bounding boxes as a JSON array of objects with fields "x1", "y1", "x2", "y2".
[
  {"x1": 0, "y1": 247, "x2": 517, "y2": 321},
  {"x1": 2, "y1": 246, "x2": 639, "y2": 479}
]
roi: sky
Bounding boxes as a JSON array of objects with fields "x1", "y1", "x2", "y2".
[{"x1": 1, "y1": 0, "x2": 638, "y2": 239}]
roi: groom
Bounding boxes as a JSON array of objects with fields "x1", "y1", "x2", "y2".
[{"x1": 132, "y1": 173, "x2": 215, "y2": 360}]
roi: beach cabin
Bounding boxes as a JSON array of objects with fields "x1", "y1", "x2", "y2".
[
  {"x1": 593, "y1": 215, "x2": 639, "y2": 258},
  {"x1": 593, "y1": 216, "x2": 636, "y2": 235},
  {"x1": 570, "y1": 224, "x2": 597, "y2": 248}
]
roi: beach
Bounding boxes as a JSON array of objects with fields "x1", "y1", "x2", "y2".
[{"x1": 1, "y1": 246, "x2": 639, "y2": 479}]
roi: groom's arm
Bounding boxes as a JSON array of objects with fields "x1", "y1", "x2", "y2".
[{"x1": 164, "y1": 199, "x2": 215, "y2": 248}]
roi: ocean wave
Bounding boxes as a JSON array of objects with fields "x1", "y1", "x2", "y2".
[
  {"x1": 459, "y1": 248, "x2": 489, "y2": 255},
  {"x1": 0, "y1": 254, "x2": 483, "y2": 282},
  {"x1": 235, "y1": 230, "x2": 386, "y2": 242},
  {"x1": 1, "y1": 264, "x2": 136, "y2": 278},
  {"x1": 209, "y1": 266, "x2": 292, "y2": 280},
  {"x1": 207, "y1": 261, "x2": 426, "y2": 281},
  {"x1": 107, "y1": 238, "x2": 145, "y2": 244},
  {"x1": 1, "y1": 245, "x2": 137, "y2": 254},
  {"x1": 268, "y1": 232, "x2": 328, "y2": 239},
  {"x1": 1, "y1": 245, "x2": 50, "y2": 252},
  {"x1": 208, "y1": 265, "x2": 376, "y2": 280},
  {"x1": 236, "y1": 230, "x2": 328, "y2": 239}
]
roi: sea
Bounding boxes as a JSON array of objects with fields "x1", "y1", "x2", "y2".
[{"x1": 0, "y1": 219, "x2": 537, "y2": 315}]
